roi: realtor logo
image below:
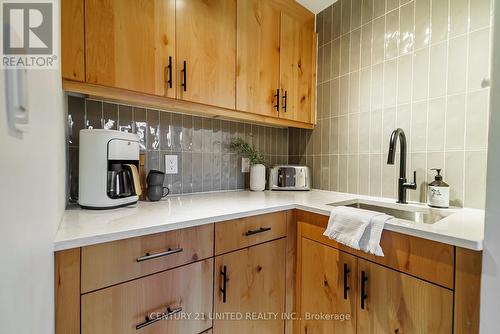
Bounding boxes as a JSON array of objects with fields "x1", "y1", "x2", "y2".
[{"x1": 1, "y1": 0, "x2": 58, "y2": 69}]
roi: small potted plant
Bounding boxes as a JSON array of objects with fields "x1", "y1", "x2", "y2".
[{"x1": 231, "y1": 138, "x2": 267, "y2": 191}]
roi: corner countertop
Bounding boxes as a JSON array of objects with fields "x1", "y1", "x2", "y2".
[{"x1": 54, "y1": 190, "x2": 484, "y2": 251}]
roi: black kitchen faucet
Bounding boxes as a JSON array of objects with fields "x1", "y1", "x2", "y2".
[{"x1": 387, "y1": 128, "x2": 417, "y2": 204}]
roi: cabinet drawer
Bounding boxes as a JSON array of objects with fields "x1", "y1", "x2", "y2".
[
  {"x1": 81, "y1": 224, "x2": 214, "y2": 293},
  {"x1": 215, "y1": 211, "x2": 287, "y2": 255},
  {"x1": 82, "y1": 259, "x2": 213, "y2": 334}
]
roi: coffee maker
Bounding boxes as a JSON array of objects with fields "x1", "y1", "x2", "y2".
[{"x1": 79, "y1": 129, "x2": 141, "y2": 209}]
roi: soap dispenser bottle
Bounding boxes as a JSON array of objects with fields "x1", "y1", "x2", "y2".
[{"x1": 428, "y1": 169, "x2": 449, "y2": 208}]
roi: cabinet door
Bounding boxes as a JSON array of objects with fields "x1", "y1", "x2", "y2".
[
  {"x1": 236, "y1": 0, "x2": 280, "y2": 117},
  {"x1": 214, "y1": 239, "x2": 286, "y2": 333},
  {"x1": 176, "y1": 0, "x2": 236, "y2": 109},
  {"x1": 300, "y1": 238, "x2": 357, "y2": 334},
  {"x1": 85, "y1": 0, "x2": 175, "y2": 97},
  {"x1": 279, "y1": 13, "x2": 315, "y2": 123},
  {"x1": 357, "y1": 259, "x2": 453, "y2": 333},
  {"x1": 62, "y1": 0, "x2": 85, "y2": 81}
]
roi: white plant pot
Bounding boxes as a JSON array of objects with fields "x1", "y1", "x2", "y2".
[{"x1": 250, "y1": 164, "x2": 266, "y2": 191}]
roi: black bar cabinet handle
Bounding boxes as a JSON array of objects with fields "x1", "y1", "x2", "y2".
[
  {"x1": 343, "y1": 263, "x2": 350, "y2": 300},
  {"x1": 136, "y1": 247, "x2": 183, "y2": 262},
  {"x1": 245, "y1": 227, "x2": 272, "y2": 236},
  {"x1": 282, "y1": 90, "x2": 287, "y2": 112},
  {"x1": 181, "y1": 60, "x2": 187, "y2": 91},
  {"x1": 273, "y1": 89, "x2": 280, "y2": 111},
  {"x1": 167, "y1": 56, "x2": 173, "y2": 88},
  {"x1": 361, "y1": 270, "x2": 368, "y2": 310},
  {"x1": 135, "y1": 306, "x2": 182, "y2": 330},
  {"x1": 220, "y1": 265, "x2": 227, "y2": 303}
]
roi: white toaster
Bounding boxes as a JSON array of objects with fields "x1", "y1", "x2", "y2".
[{"x1": 268, "y1": 165, "x2": 311, "y2": 191}]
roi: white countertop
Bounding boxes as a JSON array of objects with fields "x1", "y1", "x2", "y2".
[{"x1": 54, "y1": 190, "x2": 485, "y2": 251}]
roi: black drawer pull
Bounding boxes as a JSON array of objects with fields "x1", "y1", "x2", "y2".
[
  {"x1": 361, "y1": 270, "x2": 368, "y2": 310},
  {"x1": 181, "y1": 60, "x2": 187, "y2": 91},
  {"x1": 166, "y1": 56, "x2": 173, "y2": 88},
  {"x1": 282, "y1": 90, "x2": 287, "y2": 112},
  {"x1": 273, "y1": 89, "x2": 280, "y2": 111},
  {"x1": 136, "y1": 247, "x2": 183, "y2": 262},
  {"x1": 136, "y1": 306, "x2": 182, "y2": 330},
  {"x1": 220, "y1": 265, "x2": 228, "y2": 303},
  {"x1": 245, "y1": 227, "x2": 272, "y2": 236},
  {"x1": 343, "y1": 263, "x2": 350, "y2": 300}
]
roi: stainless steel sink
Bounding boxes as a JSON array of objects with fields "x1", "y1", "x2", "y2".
[{"x1": 327, "y1": 201, "x2": 450, "y2": 224}]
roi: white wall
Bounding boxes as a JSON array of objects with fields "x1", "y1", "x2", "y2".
[
  {"x1": 480, "y1": 2, "x2": 500, "y2": 333},
  {"x1": 0, "y1": 3, "x2": 66, "y2": 334}
]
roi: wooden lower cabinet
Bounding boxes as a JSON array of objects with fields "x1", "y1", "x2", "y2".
[
  {"x1": 56, "y1": 210, "x2": 480, "y2": 334},
  {"x1": 297, "y1": 215, "x2": 457, "y2": 334},
  {"x1": 300, "y1": 238, "x2": 357, "y2": 334},
  {"x1": 357, "y1": 259, "x2": 453, "y2": 333},
  {"x1": 213, "y1": 239, "x2": 286, "y2": 333},
  {"x1": 299, "y1": 238, "x2": 454, "y2": 334},
  {"x1": 81, "y1": 259, "x2": 213, "y2": 334}
]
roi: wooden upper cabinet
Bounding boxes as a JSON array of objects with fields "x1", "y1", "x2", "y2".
[
  {"x1": 62, "y1": 0, "x2": 316, "y2": 127},
  {"x1": 236, "y1": 0, "x2": 280, "y2": 117},
  {"x1": 176, "y1": 0, "x2": 236, "y2": 109},
  {"x1": 279, "y1": 13, "x2": 316, "y2": 123},
  {"x1": 357, "y1": 259, "x2": 454, "y2": 333},
  {"x1": 300, "y1": 238, "x2": 357, "y2": 334},
  {"x1": 85, "y1": 0, "x2": 176, "y2": 97},
  {"x1": 61, "y1": 0, "x2": 85, "y2": 81}
]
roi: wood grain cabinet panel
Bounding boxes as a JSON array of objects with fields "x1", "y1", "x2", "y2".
[
  {"x1": 82, "y1": 259, "x2": 213, "y2": 334},
  {"x1": 214, "y1": 239, "x2": 286, "y2": 334},
  {"x1": 215, "y1": 211, "x2": 287, "y2": 255},
  {"x1": 175, "y1": 0, "x2": 236, "y2": 109},
  {"x1": 85, "y1": 0, "x2": 176, "y2": 97},
  {"x1": 81, "y1": 224, "x2": 214, "y2": 293},
  {"x1": 55, "y1": 249, "x2": 81, "y2": 334},
  {"x1": 62, "y1": 0, "x2": 85, "y2": 81},
  {"x1": 279, "y1": 13, "x2": 316, "y2": 123},
  {"x1": 297, "y1": 211, "x2": 455, "y2": 288},
  {"x1": 357, "y1": 258, "x2": 453, "y2": 334},
  {"x1": 300, "y1": 238, "x2": 357, "y2": 334},
  {"x1": 236, "y1": 0, "x2": 280, "y2": 117},
  {"x1": 454, "y1": 247, "x2": 482, "y2": 334},
  {"x1": 62, "y1": 0, "x2": 317, "y2": 127}
]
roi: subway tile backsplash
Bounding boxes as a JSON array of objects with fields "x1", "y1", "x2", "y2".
[
  {"x1": 289, "y1": 0, "x2": 493, "y2": 209},
  {"x1": 67, "y1": 96, "x2": 288, "y2": 201}
]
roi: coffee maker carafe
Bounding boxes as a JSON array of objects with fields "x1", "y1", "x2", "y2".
[{"x1": 79, "y1": 129, "x2": 141, "y2": 209}]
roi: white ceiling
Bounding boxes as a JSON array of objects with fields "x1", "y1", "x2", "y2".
[{"x1": 296, "y1": 0, "x2": 337, "y2": 14}]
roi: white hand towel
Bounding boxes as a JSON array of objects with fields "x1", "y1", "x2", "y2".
[
  {"x1": 323, "y1": 206, "x2": 393, "y2": 256},
  {"x1": 358, "y1": 213, "x2": 392, "y2": 256}
]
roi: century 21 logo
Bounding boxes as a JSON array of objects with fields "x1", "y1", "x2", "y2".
[{"x1": 2, "y1": 2, "x2": 53, "y2": 55}]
